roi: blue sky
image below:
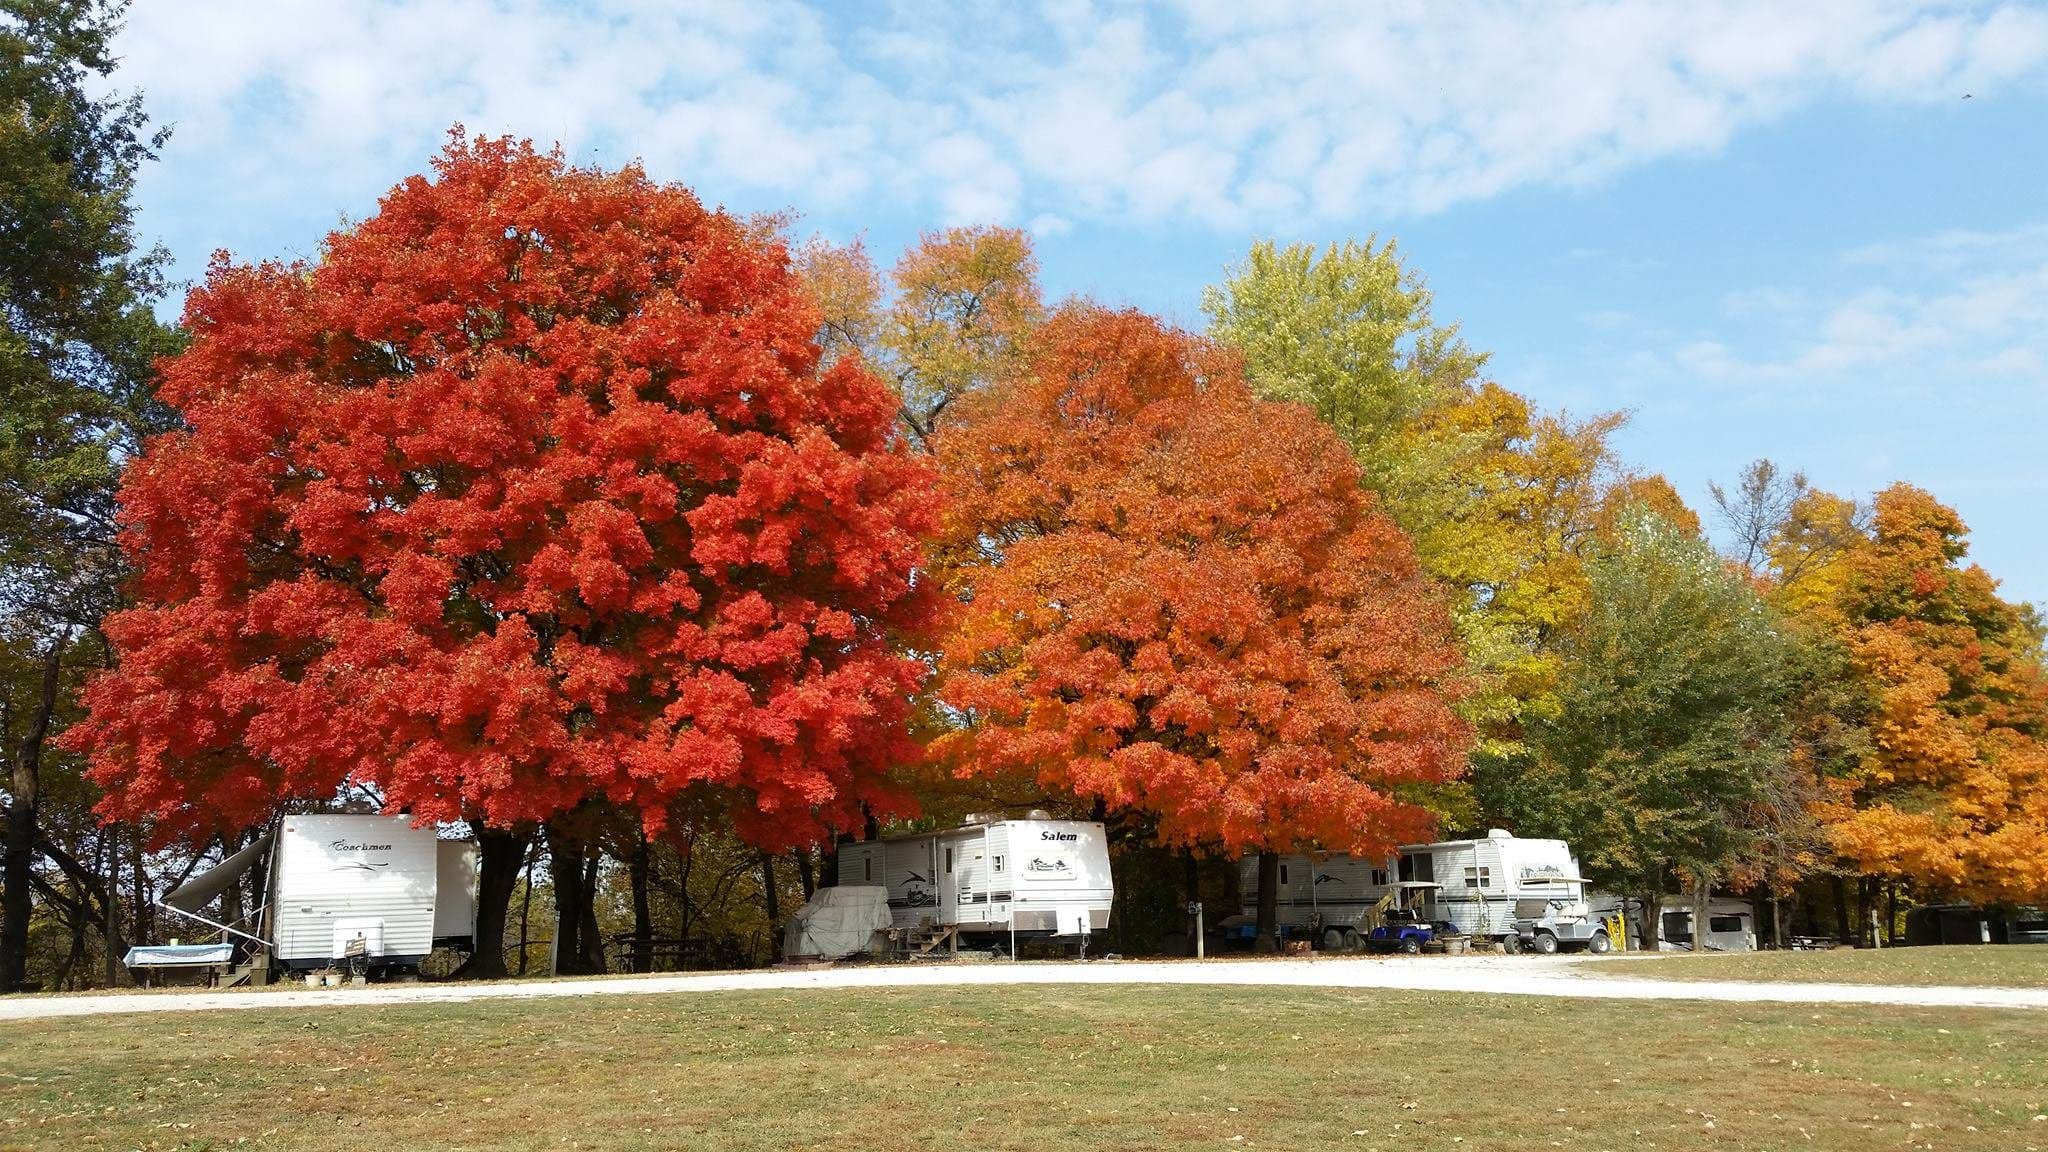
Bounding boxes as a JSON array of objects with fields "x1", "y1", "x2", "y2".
[{"x1": 114, "y1": 1, "x2": 2048, "y2": 608}]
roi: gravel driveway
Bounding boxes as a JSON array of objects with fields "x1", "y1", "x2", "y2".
[{"x1": 6, "y1": 953, "x2": 2046, "y2": 1022}]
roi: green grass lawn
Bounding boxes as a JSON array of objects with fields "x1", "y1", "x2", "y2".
[
  {"x1": 1592, "y1": 944, "x2": 2048, "y2": 988},
  {"x1": 3, "y1": 985, "x2": 2047, "y2": 1151}
]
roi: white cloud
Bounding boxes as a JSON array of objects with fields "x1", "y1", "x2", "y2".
[
  {"x1": 113, "y1": 0, "x2": 2048, "y2": 240},
  {"x1": 1687, "y1": 230, "x2": 2048, "y2": 400}
]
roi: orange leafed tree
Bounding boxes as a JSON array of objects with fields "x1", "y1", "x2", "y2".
[
  {"x1": 931, "y1": 306, "x2": 1469, "y2": 872},
  {"x1": 1793, "y1": 484, "x2": 2048, "y2": 903}
]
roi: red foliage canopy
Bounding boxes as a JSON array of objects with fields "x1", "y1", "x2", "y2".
[
  {"x1": 931, "y1": 306, "x2": 1469, "y2": 857},
  {"x1": 68, "y1": 135, "x2": 940, "y2": 849}
]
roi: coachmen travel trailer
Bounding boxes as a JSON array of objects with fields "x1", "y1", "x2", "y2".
[
  {"x1": 1399, "y1": 832, "x2": 1605, "y2": 952},
  {"x1": 131, "y1": 814, "x2": 479, "y2": 983},
  {"x1": 1232, "y1": 830, "x2": 1609, "y2": 953},
  {"x1": 832, "y1": 814, "x2": 1114, "y2": 953}
]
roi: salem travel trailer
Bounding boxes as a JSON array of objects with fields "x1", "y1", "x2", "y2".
[
  {"x1": 151, "y1": 814, "x2": 478, "y2": 978},
  {"x1": 1234, "y1": 830, "x2": 1608, "y2": 953},
  {"x1": 833, "y1": 815, "x2": 1113, "y2": 946}
]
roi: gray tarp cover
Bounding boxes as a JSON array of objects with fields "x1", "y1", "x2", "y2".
[
  {"x1": 162, "y1": 832, "x2": 273, "y2": 913},
  {"x1": 783, "y1": 886, "x2": 892, "y2": 960}
]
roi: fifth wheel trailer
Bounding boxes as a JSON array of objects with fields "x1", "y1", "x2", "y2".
[
  {"x1": 833, "y1": 815, "x2": 1114, "y2": 943},
  {"x1": 156, "y1": 814, "x2": 478, "y2": 977}
]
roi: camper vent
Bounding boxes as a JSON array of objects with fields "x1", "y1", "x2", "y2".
[
  {"x1": 1487, "y1": 828, "x2": 1513, "y2": 839},
  {"x1": 1025, "y1": 809, "x2": 1052, "y2": 820},
  {"x1": 963, "y1": 812, "x2": 1000, "y2": 826}
]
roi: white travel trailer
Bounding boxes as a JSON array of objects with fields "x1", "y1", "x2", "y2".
[
  {"x1": 1237, "y1": 830, "x2": 1608, "y2": 953},
  {"x1": 1231, "y1": 854, "x2": 1392, "y2": 948},
  {"x1": 834, "y1": 814, "x2": 1113, "y2": 945},
  {"x1": 156, "y1": 814, "x2": 478, "y2": 978},
  {"x1": 1608, "y1": 897, "x2": 1758, "y2": 952},
  {"x1": 1399, "y1": 831, "x2": 1604, "y2": 952}
]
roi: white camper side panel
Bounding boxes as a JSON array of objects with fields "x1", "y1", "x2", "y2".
[
  {"x1": 1421, "y1": 842, "x2": 1515, "y2": 939},
  {"x1": 883, "y1": 837, "x2": 940, "y2": 929},
  {"x1": 941, "y1": 828, "x2": 997, "y2": 926},
  {"x1": 433, "y1": 839, "x2": 479, "y2": 943},
  {"x1": 1237, "y1": 855, "x2": 1393, "y2": 929},
  {"x1": 839, "y1": 842, "x2": 884, "y2": 888},
  {"x1": 993, "y1": 820, "x2": 1112, "y2": 934},
  {"x1": 271, "y1": 816, "x2": 439, "y2": 966}
]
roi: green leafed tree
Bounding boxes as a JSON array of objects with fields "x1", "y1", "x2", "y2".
[
  {"x1": 1204, "y1": 238, "x2": 1625, "y2": 822},
  {"x1": 1, "y1": 0, "x2": 179, "y2": 991},
  {"x1": 1519, "y1": 510, "x2": 1800, "y2": 950}
]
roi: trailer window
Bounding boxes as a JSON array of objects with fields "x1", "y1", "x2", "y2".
[
  {"x1": 1280, "y1": 864, "x2": 1290, "y2": 885},
  {"x1": 1371, "y1": 869, "x2": 1388, "y2": 887},
  {"x1": 1709, "y1": 915, "x2": 1745, "y2": 933},
  {"x1": 945, "y1": 848, "x2": 953, "y2": 873},
  {"x1": 1464, "y1": 867, "x2": 1491, "y2": 889},
  {"x1": 992, "y1": 855, "x2": 1004, "y2": 873},
  {"x1": 863, "y1": 858, "x2": 872, "y2": 882},
  {"x1": 1662, "y1": 911, "x2": 1693, "y2": 943}
]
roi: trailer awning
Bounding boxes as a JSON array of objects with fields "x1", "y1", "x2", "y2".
[{"x1": 163, "y1": 832, "x2": 273, "y2": 913}]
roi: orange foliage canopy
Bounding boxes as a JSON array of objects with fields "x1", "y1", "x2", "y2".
[
  {"x1": 1798, "y1": 484, "x2": 2048, "y2": 902},
  {"x1": 931, "y1": 307, "x2": 1469, "y2": 857},
  {"x1": 65, "y1": 135, "x2": 941, "y2": 849}
]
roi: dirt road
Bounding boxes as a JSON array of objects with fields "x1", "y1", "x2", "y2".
[{"x1": 5, "y1": 953, "x2": 2045, "y2": 1022}]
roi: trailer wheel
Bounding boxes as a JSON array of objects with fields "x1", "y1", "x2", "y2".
[
  {"x1": 1341, "y1": 928, "x2": 1363, "y2": 953},
  {"x1": 1532, "y1": 931, "x2": 1559, "y2": 955},
  {"x1": 1401, "y1": 936, "x2": 1422, "y2": 955},
  {"x1": 1323, "y1": 928, "x2": 1345, "y2": 952},
  {"x1": 1587, "y1": 929, "x2": 1612, "y2": 954}
]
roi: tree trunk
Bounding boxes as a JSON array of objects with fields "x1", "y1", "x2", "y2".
[
  {"x1": 1691, "y1": 872, "x2": 1710, "y2": 954},
  {"x1": 822, "y1": 831, "x2": 853, "y2": 889},
  {"x1": 1857, "y1": 875, "x2": 1872, "y2": 947},
  {"x1": 629, "y1": 832, "x2": 652, "y2": 974},
  {"x1": 546, "y1": 825, "x2": 587, "y2": 974},
  {"x1": 516, "y1": 837, "x2": 536, "y2": 976},
  {"x1": 577, "y1": 851, "x2": 604, "y2": 973},
  {"x1": 1254, "y1": 851, "x2": 1280, "y2": 954},
  {"x1": 1638, "y1": 892, "x2": 1663, "y2": 952},
  {"x1": 1770, "y1": 891, "x2": 1784, "y2": 952},
  {"x1": 103, "y1": 827, "x2": 122, "y2": 988},
  {"x1": 131, "y1": 834, "x2": 150, "y2": 948},
  {"x1": 2, "y1": 636, "x2": 66, "y2": 993},
  {"x1": 792, "y1": 849, "x2": 815, "y2": 899},
  {"x1": 55, "y1": 893, "x2": 86, "y2": 991},
  {"x1": 760, "y1": 851, "x2": 781, "y2": 962},
  {"x1": 1830, "y1": 875, "x2": 1851, "y2": 940},
  {"x1": 1183, "y1": 848, "x2": 1202, "y2": 957},
  {"x1": 1885, "y1": 881, "x2": 1898, "y2": 946},
  {"x1": 455, "y1": 824, "x2": 530, "y2": 980},
  {"x1": 218, "y1": 831, "x2": 247, "y2": 931}
]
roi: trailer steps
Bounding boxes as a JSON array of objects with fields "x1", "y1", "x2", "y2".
[
  {"x1": 220, "y1": 949, "x2": 271, "y2": 989},
  {"x1": 912, "y1": 926, "x2": 959, "y2": 956}
]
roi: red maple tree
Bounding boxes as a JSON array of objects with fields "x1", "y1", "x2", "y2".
[
  {"x1": 931, "y1": 306, "x2": 1469, "y2": 871},
  {"x1": 68, "y1": 136, "x2": 941, "y2": 907}
]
